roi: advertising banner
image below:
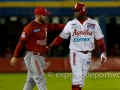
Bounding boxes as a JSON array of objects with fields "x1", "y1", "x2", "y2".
[{"x1": 0, "y1": 57, "x2": 120, "y2": 72}]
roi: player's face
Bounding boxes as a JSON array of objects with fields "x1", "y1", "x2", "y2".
[
  {"x1": 39, "y1": 15, "x2": 47, "y2": 23},
  {"x1": 74, "y1": 10, "x2": 85, "y2": 20}
]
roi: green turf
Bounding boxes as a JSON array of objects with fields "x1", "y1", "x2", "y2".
[{"x1": 0, "y1": 72, "x2": 120, "y2": 90}]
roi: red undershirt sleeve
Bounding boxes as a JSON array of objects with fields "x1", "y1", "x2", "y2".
[
  {"x1": 13, "y1": 41, "x2": 24, "y2": 57},
  {"x1": 97, "y1": 38, "x2": 106, "y2": 52},
  {"x1": 52, "y1": 36, "x2": 64, "y2": 46}
]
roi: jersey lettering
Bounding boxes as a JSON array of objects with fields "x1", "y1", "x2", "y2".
[
  {"x1": 74, "y1": 38, "x2": 90, "y2": 42},
  {"x1": 72, "y1": 29, "x2": 92, "y2": 37},
  {"x1": 73, "y1": 52, "x2": 76, "y2": 66},
  {"x1": 37, "y1": 39, "x2": 47, "y2": 45}
]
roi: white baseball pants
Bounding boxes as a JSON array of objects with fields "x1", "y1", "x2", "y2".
[{"x1": 70, "y1": 49, "x2": 91, "y2": 87}]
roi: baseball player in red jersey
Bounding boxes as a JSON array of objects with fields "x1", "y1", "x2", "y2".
[
  {"x1": 10, "y1": 6, "x2": 65, "y2": 90},
  {"x1": 48, "y1": 3, "x2": 107, "y2": 90}
]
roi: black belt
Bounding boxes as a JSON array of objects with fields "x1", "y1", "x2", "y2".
[{"x1": 79, "y1": 51, "x2": 92, "y2": 54}]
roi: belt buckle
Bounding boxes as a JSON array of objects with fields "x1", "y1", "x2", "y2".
[
  {"x1": 84, "y1": 51, "x2": 88, "y2": 54},
  {"x1": 37, "y1": 52, "x2": 40, "y2": 56},
  {"x1": 33, "y1": 52, "x2": 44, "y2": 56},
  {"x1": 33, "y1": 52, "x2": 39, "y2": 55}
]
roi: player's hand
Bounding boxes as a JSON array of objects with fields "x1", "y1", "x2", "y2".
[
  {"x1": 10, "y1": 57, "x2": 17, "y2": 66},
  {"x1": 100, "y1": 52, "x2": 107, "y2": 64},
  {"x1": 46, "y1": 46, "x2": 50, "y2": 53}
]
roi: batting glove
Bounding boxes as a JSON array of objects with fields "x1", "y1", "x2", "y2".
[{"x1": 100, "y1": 52, "x2": 107, "y2": 64}]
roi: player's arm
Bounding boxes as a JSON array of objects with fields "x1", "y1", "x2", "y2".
[
  {"x1": 94, "y1": 20, "x2": 107, "y2": 63},
  {"x1": 49, "y1": 36, "x2": 64, "y2": 48},
  {"x1": 47, "y1": 23, "x2": 66, "y2": 32},
  {"x1": 10, "y1": 25, "x2": 32, "y2": 66},
  {"x1": 97, "y1": 38, "x2": 106, "y2": 53},
  {"x1": 13, "y1": 40, "x2": 25, "y2": 57},
  {"x1": 96, "y1": 38, "x2": 107, "y2": 63},
  {"x1": 48, "y1": 23, "x2": 70, "y2": 50},
  {"x1": 49, "y1": 25, "x2": 70, "y2": 48},
  {"x1": 10, "y1": 40, "x2": 24, "y2": 66}
]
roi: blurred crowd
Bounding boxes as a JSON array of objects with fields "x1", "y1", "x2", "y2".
[{"x1": 0, "y1": 16, "x2": 120, "y2": 58}]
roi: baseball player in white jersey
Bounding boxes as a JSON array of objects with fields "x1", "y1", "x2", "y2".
[{"x1": 48, "y1": 2, "x2": 107, "y2": 90}]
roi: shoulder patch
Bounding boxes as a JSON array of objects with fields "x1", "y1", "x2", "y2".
[{"x1": 21, "y1": 32, "x2": 25, "y2": 38}]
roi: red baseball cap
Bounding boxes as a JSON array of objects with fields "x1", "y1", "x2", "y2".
[{"x1": 34, "y1": 6, "x2": 51, "y2": 15}]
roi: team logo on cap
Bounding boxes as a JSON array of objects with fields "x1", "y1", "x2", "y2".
[
  {"x1": 75, "y1": 4, "x2": 77, "y2": 8},
  {"x1": 45, "y1": 9, "x2": 47, "y2": 12}
]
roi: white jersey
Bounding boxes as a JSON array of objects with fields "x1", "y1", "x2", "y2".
[{"x1": 59, "y1": 18, "x2": 104, "y2": 51}]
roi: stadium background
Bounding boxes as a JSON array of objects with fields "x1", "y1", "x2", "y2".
[{"x1": 0, "y1": 0, "x2": 120, "y2": 90}]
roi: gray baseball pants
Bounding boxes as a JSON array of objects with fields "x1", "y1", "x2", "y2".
[{"x1": 23, "y1": 51, "x2": 47, "y2": 90}]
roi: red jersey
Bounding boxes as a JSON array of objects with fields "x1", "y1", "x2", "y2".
[
  {"x1": 20, "y1": 21, "x2": 47, "y2": 54},
  {"x1": 13, "y1": 21, "x2": 65, "y2": 57}
]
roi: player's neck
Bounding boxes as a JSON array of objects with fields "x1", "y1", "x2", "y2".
[
  {"x1": 34, "y1": 19, "x2": 42, "y2": 24},
  {"x1": 79, "y1": 16, "x2": 87, "y2": 21},
  {"x1": 79, "y1": 17, "x2": 88, "y2": 24}
]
